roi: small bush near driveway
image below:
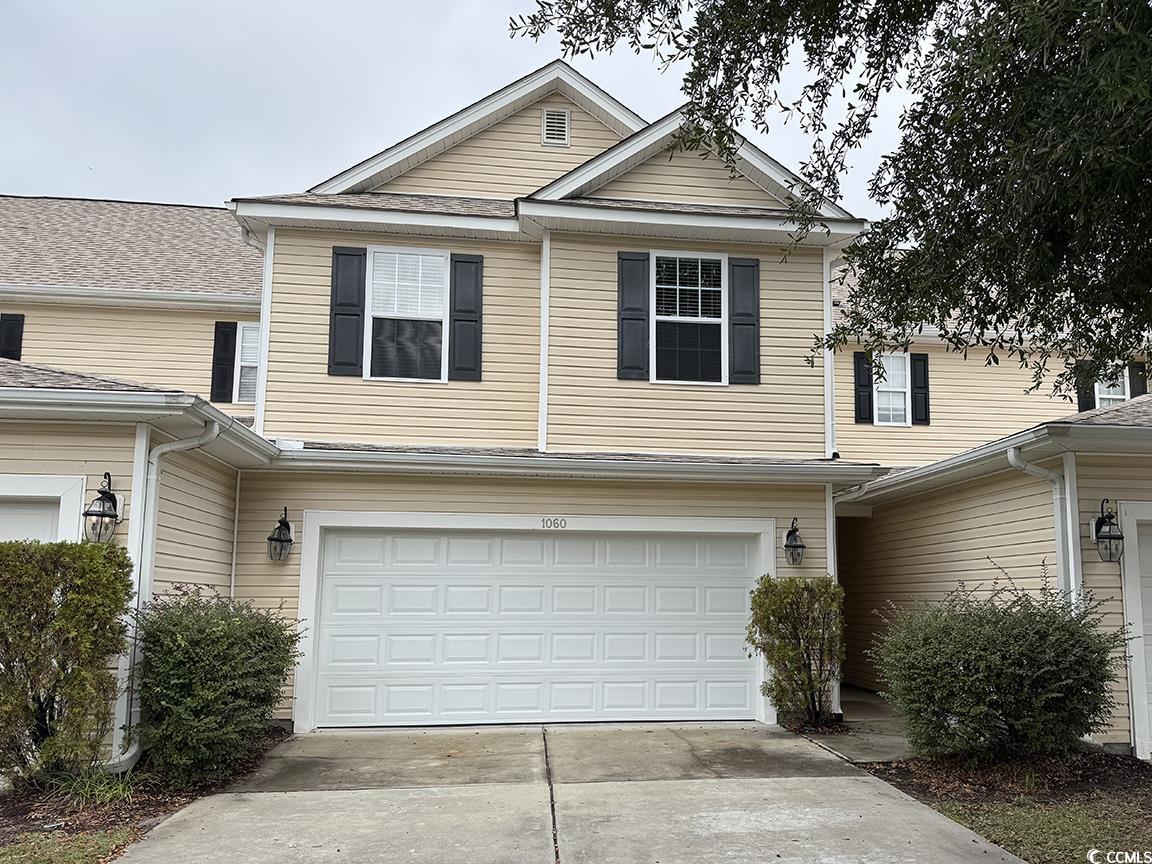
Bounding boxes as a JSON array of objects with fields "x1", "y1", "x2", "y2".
[
  {"x1": 872, "y1": 579, "x2": 1124, "y2": 760},
  {"x1": 0, "y1": 541, "x2": 133, "y2": 780},
  {"x1": 746, "y1": 575, "x2": 843, "y2": 727},
  {"x1": 136, "y1": 587, "x2": 300, "y2": 788}
]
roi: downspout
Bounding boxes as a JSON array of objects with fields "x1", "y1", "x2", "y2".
[
  {"x1": 1006, "y1": 446, "x2": 1071, "y2": 595},
  {"x1": 102, "y1": 419, "x2": 224, "y2": 773}
]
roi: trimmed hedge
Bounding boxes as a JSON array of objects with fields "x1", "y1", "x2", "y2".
[
  {"x1": 871, "y1": 580, "x2": 1126, "y2": 760},
  {"x1": 136, "y1": 588, "x2": 300, "y2": 787},
  {"x1": 746, "y1": 575, "x2": 844, "y2": 726},
  {"x1": 0, "y1": 541, "x2": 134, "y2": 778}
]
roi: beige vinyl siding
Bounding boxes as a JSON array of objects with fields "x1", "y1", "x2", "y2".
[
  {"x1": 377, "y1": 97, "x2": 622, "y2": 199},
  {"x1": 588, "y1": 148, "x2": 786, "y2": 207},
  {"x1": 1072, "y1": 454, "x2": 1151, "y2": 745},
  {"x1": 4, "y1": 302, "x2": 257, "y2": 416},
  {"x1": 152, "y1": 443, "x2": 237, "y2": 596},
  {"x1": 834, "y1": 343, "x2": 1072, "y2": 465},
  {"x1": 262, "y1": 229, "x2": 539, "y2": 446},
  {"x1": 839, "y1": 468, "x2": 1058, "y2": 689},
  {"x1": 0, "y1": 421, "x2": 137, "y2": 545},
  {"x1": 233, "y1": 472, "x2": 829, "y2": 717},
  {"x1": 546, "y1": 234, "x2": 826, "y2": 455}
]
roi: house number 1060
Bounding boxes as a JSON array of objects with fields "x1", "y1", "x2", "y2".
[{"x1": 541, "y1": 518, "x2": 568, "y2": 529}]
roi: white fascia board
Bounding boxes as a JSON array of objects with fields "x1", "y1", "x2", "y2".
[
  {"x1": 232, "y1": 201, "x2": 523, "y2": 238},
  {"x1": 309, "y1": 61, "x2": 645, "y2": 194},
  {"x1": 0, "y1": 283, "x2": 259, "y2": 313},
  {"x1": 517, "y1": 200, "x2": 866, "y2": 244},
  {"x1": 273, "y1": 446, "x2": 883, "y2": 484}
]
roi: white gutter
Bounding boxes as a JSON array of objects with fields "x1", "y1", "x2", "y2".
[
  {"x1": 1007, "y1": 446, "x2": 1072, "y2": 595},
  {"x1": 0, "y1": 283, "x2": 259, "y2": 313},
  {"x1": 274, "y1": 446, "x2": 884, "y2": 484},
  {"x1": 102, "y1": 419, "x2": 223, "y2": 773}
]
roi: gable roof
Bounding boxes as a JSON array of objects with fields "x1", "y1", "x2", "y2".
[
  {"x1": 0, "y1": 195, "x2": 262, "y2": 309},
  {"x1": 309, "y1": 60, "x2": 646, "y2": 195},
  {"x1": 531, "y1": 107, "x2": 855, "y2": 221},
  {"x1": 235, "y1": 192, "x2": 516, "y2": 219}
]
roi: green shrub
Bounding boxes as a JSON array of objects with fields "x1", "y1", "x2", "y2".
[
  {"x1": 746, "y1": 575, "x2": 844, "y2": 726},
  {"x1": 0, "y1": 541, "x2": 133, "y2": 779},
  {"x1": 871, "y1": 579, "x2": 1126, "y2": 760},
  {"x1": 136, "y1": 587, "x2": 300, "y2": 787}
]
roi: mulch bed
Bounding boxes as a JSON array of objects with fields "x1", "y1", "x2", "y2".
[
  {"x1": 861, "y1": 749, "x2": 1152, "y2": 806},
  {"x1": 0, "y1": 725, "x2": 290, "y2": 850}
]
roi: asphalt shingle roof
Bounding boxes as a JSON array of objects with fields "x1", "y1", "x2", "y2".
[
  {"x1": 1057, "y1": 392, "x2": 1152, "y2": 427},
  {"x1": 236, "y1": 192, "x2": 516, "y2": 218},
  {"x1": 563, "y1": 197, "x2": 794, "y2": 218},
  {"x1": 0, "y1": 196, "x2": 262, "y2": 297},
  {"x1": 0, "y1": 358, "x2": 181, "y2": 392}
]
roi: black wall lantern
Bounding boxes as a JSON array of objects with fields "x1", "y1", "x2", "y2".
[
  {"x1": 268, "y1": 507, "x2": 294, "y2": 561},
  {"x1": 784, "y1": 517, "x2": 806, "y2": 566},
  {"x1": 82, "y1": 472, "x2": 121, "y2": 543},
  {"x1": 1093, "y1": 499, "x2": 1124, "y2": 563}
]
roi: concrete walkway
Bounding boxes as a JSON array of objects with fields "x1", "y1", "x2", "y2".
[
  {"x1": 809, "y1": 686, "x2": 915, "y2": 762},
  {"x1": 118, "y1": 724, "x2": 1021, "y2": 864}
]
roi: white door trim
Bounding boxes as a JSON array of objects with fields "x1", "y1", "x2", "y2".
[
  {"x1": 0, "y1": 474, "x2": 86, "y2": 541},
  {"x1": 294, "y1": 511, "x2": 776, "y2": 733},
  {"x1": 1120, "y1": 500, "x2": 1152, "y2": 760}
]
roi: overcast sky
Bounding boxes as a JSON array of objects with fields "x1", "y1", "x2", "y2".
[{"x1": 0, "y1": 1, "x2": 906, "y2": 219}]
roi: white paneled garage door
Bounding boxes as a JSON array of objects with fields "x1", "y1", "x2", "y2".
[{"x1": 313, "y1": 528, "x2": 761, "y2": 726}]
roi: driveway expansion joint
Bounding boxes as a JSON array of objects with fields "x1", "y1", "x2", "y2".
[{"x1": 541, "y1": 725, "x2": 561, "y2": 863}]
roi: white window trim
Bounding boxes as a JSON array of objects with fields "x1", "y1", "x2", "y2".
[
  {"x1": 540, "y1": 105, "x2": 571, "y2": 147},
  {"x1": 649, "y1": 250, "x2": 729, "y2": 386},
  {"x1": 0, "y1": 474, "x2": 86, "y2": 541},
  {"x1": 1095, "y1": 375, "x2": 1129, "y2": 407},
  {"x1": 361, "y1": 244, "x2": 451, "y2": 384},
  {"x1": 232, "y1": 322, "x2": 260, "y2": 404},
  {"x1": 872, "y1": 352, "x2": 912, "y2": 427}
]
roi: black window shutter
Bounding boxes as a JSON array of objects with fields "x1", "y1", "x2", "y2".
[
  {"x1": 617, "y1": 252, "x2": 649, "y2": 379},
  {"x1": 728, "y1": 258, "x2": 760, "y2": 384},
  {"x1": 1129, "y1": 361, "x2": 1148, "y2": 397},
  {"x1": 448, "y1": 254, "x2": 483, "y2": 381},
  {"x1": 0, "y1": 313, "x2": 25, "y2": 361},
  {"x1": 210, "y1": 321, "x2": 237, "y2": 402},
  {"x1": 1074, "y1": 360, "x2": 1096, "y2": 412},
  {"x1": 910, "y1": 353, "x2": 930, "y2": 425},
  {"x1": 328, "y1": 247, "x2": 367, "y2": 376},
  {"x1": 853, "y1": 351, "x2": 873, "y2": 423}
]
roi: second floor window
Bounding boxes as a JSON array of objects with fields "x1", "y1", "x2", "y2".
[
  {"x1": 652, "y1": 253, "x2": 727, "y2": 384},
  {"x1": 365, "y1": 248, "x2": 449, "y2": 381},
  {"x1": 234, "y1": 322, "x2": 260, "y2": 403},
  {"x1": 1095, "y1": 376, "x2": 1129, "y2": 408},
  {"x1": 874, "y1": 353, "x2": 911, "y2": 425}
]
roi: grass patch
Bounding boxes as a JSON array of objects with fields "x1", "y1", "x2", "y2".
[
  {"x1": 938, "y1": 796, "x2": 1152, "y2": 864},
  {"x1": 0, "y1": 828, "x2": 138, "y2": 864}
]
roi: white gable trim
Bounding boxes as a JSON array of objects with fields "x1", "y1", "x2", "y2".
[
  {"x1": 532, "y1": 109, "x2": 854, "y2": 221},
  {"x1": 310, "y1": 61, "x2": 646, "y2": 195}
]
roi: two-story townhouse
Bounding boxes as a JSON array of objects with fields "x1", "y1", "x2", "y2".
[{"x1": 1, "y1": 60, "x2": 1149, "y2": 760}]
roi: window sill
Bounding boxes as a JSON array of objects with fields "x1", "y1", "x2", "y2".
[
  {"x1": 362, "y1": 375, "x2": 450, "y2": 385},
  {"x1": 648, "y1": 378, "x2": 729, "y2": 387}
]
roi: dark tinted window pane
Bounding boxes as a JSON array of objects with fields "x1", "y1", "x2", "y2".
[
  {"x1": 655, "y1": 321, "x2": 722, "y2": 382},
  {"x1": 371, "y1": 318, "x2": 442, "y2": 379}
]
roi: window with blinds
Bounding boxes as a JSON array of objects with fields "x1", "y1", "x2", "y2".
[
  {"x1": 366, "y1": 249, "x2": 449, "y2": 380},
  {"x1": 235, "y1": 322, "x2": 260, "y2": 403},
  {"x1": 653, "y1": 255, "x2": 725, "y2": 383}
]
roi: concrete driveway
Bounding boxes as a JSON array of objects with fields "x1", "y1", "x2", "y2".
[{"x1": 118, "y1": 724, "x2": 1022, "y2": 864}]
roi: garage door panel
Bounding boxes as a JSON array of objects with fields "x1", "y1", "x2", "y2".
[{"x1": 315, "y1": 529, "x2": 760, "y2": 726}]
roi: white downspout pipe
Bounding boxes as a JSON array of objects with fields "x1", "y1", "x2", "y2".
[
  {"x1": 102, "y1": 419, "x2": 223, "y2": 773},
  {"x1": 1006, "y1": 446, "x2": 1071, "y2": 595}
]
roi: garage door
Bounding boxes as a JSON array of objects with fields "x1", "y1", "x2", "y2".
[
  {"x1": 0, "y1": 498, "x2": 61, "y2": 541},
  {"x1": 314, "y1": 528, "x2": 760, "y2": 726}
]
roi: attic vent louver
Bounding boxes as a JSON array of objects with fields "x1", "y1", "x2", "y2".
[{"x1": 542, "y1": 108, "x2": 570, "y2": 147}]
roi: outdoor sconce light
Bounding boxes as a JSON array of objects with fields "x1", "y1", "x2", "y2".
[
  {"x1": 1093, "y1": 499, "x2": 1124, "y2": 563},
  {"x1": 784, "y1": 517, "x2": 806, "y2": 566},
  {"x1": 82, "y1": 472, "x2": 122, "y2": 543},
  {"x1": 267, "y1": 507, "x2": 294, "y2": 561}
]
